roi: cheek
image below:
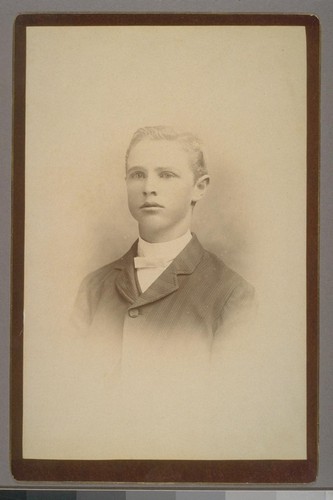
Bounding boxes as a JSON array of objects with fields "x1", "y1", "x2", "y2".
[
  {"x1": 168, "y1": 189, "x2": 193, "y2": 213},
  {"x1": 127, "y1": 184, "x2": 140, "y2": 201},
  {"x1": 127, "y1": 194, "x2": 140, "y2": 219},
  {"x1": 172, "y1": 184, "x2": 194, "y2": 202},
  {"x1": 126, "y1": 192, "x2": 138, "y2": 214}
]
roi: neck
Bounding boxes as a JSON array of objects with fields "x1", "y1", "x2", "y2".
[{"x1": 139, "y1": 220, "x2": 192, "y2": 243}]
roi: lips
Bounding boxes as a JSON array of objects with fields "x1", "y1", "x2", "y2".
[{"x1": 140, "y1": 202, "x2": 164, "y2": 208}]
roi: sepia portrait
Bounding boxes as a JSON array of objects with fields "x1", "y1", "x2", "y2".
[{"x1": 11, "y1": 14, "x2": 319, "y2": 483}]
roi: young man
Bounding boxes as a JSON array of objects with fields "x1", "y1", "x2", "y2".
[{"x1": 74, "y1": 126, "x2": 255, "y2": 371}]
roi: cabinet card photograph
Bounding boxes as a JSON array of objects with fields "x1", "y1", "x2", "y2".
[{"x1": 11, "y1": 14, "x2": 319, "y2": 483}]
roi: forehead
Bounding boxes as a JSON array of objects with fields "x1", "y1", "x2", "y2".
[{"x1": 127, "y1": 139, "x2": 191, "y2": 168}]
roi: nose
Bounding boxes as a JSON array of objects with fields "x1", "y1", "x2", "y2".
[{"x1": 142, "y1": 175, "x2": 157, "y2": 195}]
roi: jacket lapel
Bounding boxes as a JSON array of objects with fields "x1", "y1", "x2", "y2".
[
  {"x1": 115, "y1": 234, "x2": 205, "y2": 307},
  {"x1": 114, "y1": 241, "x2": 140, "y2": 304},
  {"x1": 134, "y1": 234, "x2": 205, "y2": 308}
]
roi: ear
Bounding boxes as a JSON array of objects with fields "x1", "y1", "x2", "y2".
[{"x1": 192, "y1": 175, "x2": 210, "y2": 203}]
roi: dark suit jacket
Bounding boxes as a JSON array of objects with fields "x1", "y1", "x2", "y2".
[{"x1": 74, "y1": 235, "x2": 255, "y2": 367}]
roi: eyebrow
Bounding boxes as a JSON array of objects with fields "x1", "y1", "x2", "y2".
[
  {"x1": 155, "y1": 166, "x2": 180, "y2": 173},
  {"x1": 126, "y1": 166, "x2": 146, "y2": 173},
  {"x1": 127, "y1": 165, "x2": 180, "y2": 173}
]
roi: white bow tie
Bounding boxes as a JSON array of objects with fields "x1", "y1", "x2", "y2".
[{"x1": 134, "y1": 256, "x2": 172, "y2": 269}]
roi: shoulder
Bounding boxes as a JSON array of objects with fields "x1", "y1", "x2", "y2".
[
  {"x1": 200, "y1": 248, "x2": 254, "y2": 299},
  {"x1": 73, "y1": 243, "x2": 136, "y2": 326},
  {"x1": 80, "y1": 260, "x2": 121, "y2": 292},
  {"x1": 189, "y1": 243, "x2": 256, "y2": 329},
  {"x1": 72, "y1": 260, "x2": 120, "y2": 327},
  {"x1": 202, "y1": 249, "x2": 256, "y2": 332},
  {"x1": 79, "y1": 240, "x2": 137, "y2": 293}
]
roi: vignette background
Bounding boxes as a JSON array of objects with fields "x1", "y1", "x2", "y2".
[{"x1": 23, "y1": 25, "x2": 307, "y2": 460}]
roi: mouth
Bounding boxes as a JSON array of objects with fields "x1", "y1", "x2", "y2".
[{"x1": 140, "y1": 202, "x2": 164, "y2": 209}]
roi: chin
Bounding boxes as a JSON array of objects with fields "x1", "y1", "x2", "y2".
[
  {"x1": 138, "y1": 212, "x2": 164, "y2": 222},
  {"x1": 140, "y1": 219, "x2": 169, "y2": 234},
  {"x1": 141, "y1": 221, "x2": 166, "y2": 233}
]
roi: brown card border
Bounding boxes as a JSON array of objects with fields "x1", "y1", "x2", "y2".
[{"x1": 11, "y1": 12, "x2": 319, "y2": 484}]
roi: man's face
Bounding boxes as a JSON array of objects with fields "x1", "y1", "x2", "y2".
[{"x1": 126, "y1": 139, "x2": 205, "y2": 242}]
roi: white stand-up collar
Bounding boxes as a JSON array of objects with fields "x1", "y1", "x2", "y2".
[
  {"x1": 135, "y1": 231, "x2": 192, "y2": 293},
  {"x1": 137, "y1": 230, "x2": 192, "y2": 259}
]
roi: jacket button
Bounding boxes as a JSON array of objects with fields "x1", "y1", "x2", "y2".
[{"x1": 128, "y1": 308, "x2": 139, "y2": 318}]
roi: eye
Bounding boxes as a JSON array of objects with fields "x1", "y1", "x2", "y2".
[
  {"x1": 128, "y1": 170, "x2": 146, "y2": 179},
  {"x1": 159, "y1": 171, "x2": 176, "y2": 179}
]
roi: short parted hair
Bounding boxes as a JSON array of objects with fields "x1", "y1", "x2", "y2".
[{"x1": 125, "y1": 126, "x2": 208, "y2": 181}]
